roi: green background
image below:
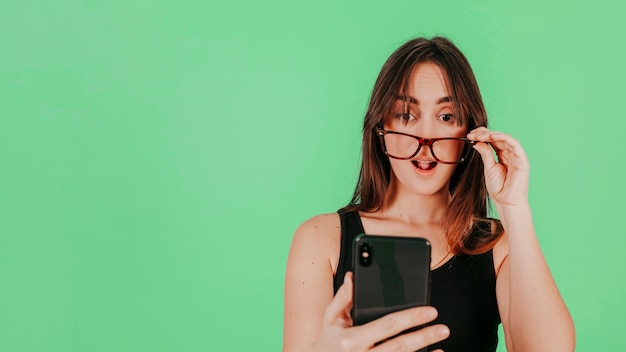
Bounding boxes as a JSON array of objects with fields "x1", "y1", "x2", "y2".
[{"x1": 1, "y1": 0, "x2": 624, "y2": 351}]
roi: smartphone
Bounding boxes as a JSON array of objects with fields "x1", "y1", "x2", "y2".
[{"x1": 352, "y1": 234, "x2": 431, "y2": 327}]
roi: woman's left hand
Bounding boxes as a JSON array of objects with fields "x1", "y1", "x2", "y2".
[{"x1": 467, "y1": 127, "x2": 530, "y2": 207}]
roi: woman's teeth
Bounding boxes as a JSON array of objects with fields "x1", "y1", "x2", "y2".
[{"x1": 412, "y1": 160, "x2": 437, "y2": 170}]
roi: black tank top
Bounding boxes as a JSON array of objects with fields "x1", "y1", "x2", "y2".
[{"x1": 334, "y1": 210, "x2": 500, "y2": 352}]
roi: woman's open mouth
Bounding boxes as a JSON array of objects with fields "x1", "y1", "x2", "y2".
[{"x1": 412, "y1": 160, "x2": 437, "y2": 171}]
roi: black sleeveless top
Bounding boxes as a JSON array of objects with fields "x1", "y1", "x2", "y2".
[{"x1": 334, "y1": 211, "x2": 500, "y2": 352}]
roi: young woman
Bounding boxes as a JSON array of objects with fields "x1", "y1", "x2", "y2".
[{"x1": 284, "y1": 37, "x2": 575, "y2": 352}]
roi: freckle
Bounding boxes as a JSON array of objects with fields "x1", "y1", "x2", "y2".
[{"x1": 314, "y1": 226, "x2": 317, "y2": 229}]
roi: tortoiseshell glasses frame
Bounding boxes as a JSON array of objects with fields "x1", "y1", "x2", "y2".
[{"x1": 376, "y1": 129, "x2": 475, "y2": 164}]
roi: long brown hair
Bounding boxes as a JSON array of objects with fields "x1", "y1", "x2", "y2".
[{"x1": 341, "y1": 36, "x2": 502, "y2": 255}]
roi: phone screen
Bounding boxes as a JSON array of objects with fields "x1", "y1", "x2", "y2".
[{"x1": 352, "y1": 234, "x2": 431, "y2": 326}]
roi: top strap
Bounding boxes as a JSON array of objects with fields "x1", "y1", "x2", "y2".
[{"x1": 333, "y1": 210, "x2": 365, "y2": 294}]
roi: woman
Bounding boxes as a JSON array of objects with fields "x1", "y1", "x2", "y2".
[{"x1": 284, "y1": 36, "x2": 575, "y2": 351}]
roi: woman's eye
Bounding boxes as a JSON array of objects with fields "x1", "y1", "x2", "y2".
[
  {"x1": 395, "y1": 113, "x2": 416, "y2": 122},
  {"x1": 439, "y1": 114, "x2": 455, "y2": 122}
]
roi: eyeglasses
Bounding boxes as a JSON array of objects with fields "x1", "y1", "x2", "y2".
[{"x1": 377, "y1": 129, "x2": 474, "y2": 164}]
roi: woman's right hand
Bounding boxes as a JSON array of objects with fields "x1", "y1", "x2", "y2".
[{"x1": 305, "y1": 273, "x2": 449, "y2": 352}]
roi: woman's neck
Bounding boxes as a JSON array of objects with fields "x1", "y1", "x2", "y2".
[{"x1": 379, "y1": 179, "x2": 450, "y2": 227}]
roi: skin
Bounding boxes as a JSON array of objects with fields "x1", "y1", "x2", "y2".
[{"x1": 283, "y1": 63, "x2": 575, "y2": 351}]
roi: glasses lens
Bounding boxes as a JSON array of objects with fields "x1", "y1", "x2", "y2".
[
  {"x1": 431, "y1": 139, "x2": 467, "y2": 163},
  {"x1": 384, "y1": 133, "x2": 420, "y2": 159},
  {"x1": 383, "y1": 133, "x2": 468, "y2": 163}
]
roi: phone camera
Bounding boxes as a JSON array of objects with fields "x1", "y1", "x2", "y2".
[{"x1": 359, "y1": 242, "x2": 372, "y2": 267}]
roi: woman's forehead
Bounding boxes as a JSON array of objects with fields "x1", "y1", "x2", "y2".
[{"x1": 401, "y1": 62, "x2": 451, "y2": 101}]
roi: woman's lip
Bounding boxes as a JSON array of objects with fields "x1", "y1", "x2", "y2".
[
  {"x1": 412, "y1": 160, "x2": 437, "y2": 169},
  {"x1": 411, "y1": 160, "x2": 438, "y2": 174}
]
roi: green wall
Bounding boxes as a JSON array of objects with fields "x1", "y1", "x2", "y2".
[{"x1": 1, "y1": 0, "x2": 624, "y2": 350}]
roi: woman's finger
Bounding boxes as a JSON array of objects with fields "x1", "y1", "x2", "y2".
[
  {"x1": 370, "y1": 324, "x2": 450, "y2": 352},
  {"x1": 322, "y1": 272, "x2": 353, "y2": 326},
  {"x1": 353, "y1": 306, "x2": 441, "y2": 347},
  {"x1": 468, "y1": 130, "x2": 523, "y2": 152},
  {"x1": 472, "y1": 142, "x2": 497, "y2": 170}
]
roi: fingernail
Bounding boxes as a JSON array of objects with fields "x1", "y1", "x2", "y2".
[{"x1": 437, "y1": 326, "x2": 450, "y2": 338}]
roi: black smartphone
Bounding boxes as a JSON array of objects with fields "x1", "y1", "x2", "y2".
[{"x1": 352, "y1": 234, "x2": 431, "y2": 327}]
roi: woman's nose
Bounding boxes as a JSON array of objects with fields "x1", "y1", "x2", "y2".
[{"x1": 415, "y1": 141, "x2": 434, "y2": 160}]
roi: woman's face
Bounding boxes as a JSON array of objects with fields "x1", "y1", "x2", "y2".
[{"x1": 383, "y1": 62, "x2": 467, "y2": 198}]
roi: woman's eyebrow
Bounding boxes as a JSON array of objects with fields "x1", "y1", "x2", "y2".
[
  {"x1": 396, "y1": 95, "x2": 418, "y2": 104},
  {"x1": 437, "y1": 96, "x2": 452, "y2": 104},
  {"x1": 396, "y1": 95, "x2": 452, "y2": 105}
]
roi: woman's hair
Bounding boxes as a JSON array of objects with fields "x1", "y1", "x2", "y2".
[{"x1": 341, "y1": 36, "x2": 502, "y2": 255}]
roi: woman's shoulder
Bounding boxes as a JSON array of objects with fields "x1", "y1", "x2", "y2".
[
  {"x1": 288, "y1": 213, "x2": 343, "y2": 278},
  {"x1": 297, "y1": 212, "x2": 341, "y2": 228},
  {"x1": 293, "y1": 213, "x2": 341, "y2": 242}
]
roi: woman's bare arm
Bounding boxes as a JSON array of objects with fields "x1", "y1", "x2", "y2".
[{"x1": 470, "y1": 127, "x2": 575, "y2": 351}]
